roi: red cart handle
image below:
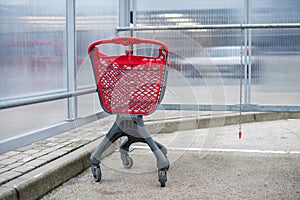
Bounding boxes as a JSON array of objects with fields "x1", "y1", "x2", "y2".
[{"x1": 88, "y1": 37, "x2": 169, "y2": 54}]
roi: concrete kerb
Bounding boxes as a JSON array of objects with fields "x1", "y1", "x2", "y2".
[
  {"x1": 0, "y1": 186, "x2": 18, "y2": 200},
  {"x1": 0, "y1": 112, "x2": 299, "y2": 200},
  {"x1": 146, "y1": 112, "x2": 300, "y2": 133},
  {"x1": 0, "y1": 138, "x2": 119, "y2": 200}
]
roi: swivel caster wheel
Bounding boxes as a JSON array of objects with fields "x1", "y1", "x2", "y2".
[
  {"x1": 121, "y1": 153, "x2": 133, "y2": 169},
  {"x1": 158, "y1": 169, "x2": 167, "y2": 187},
  {"x1": 91, "y1": 165, "x2": 101, "y2": 182}
]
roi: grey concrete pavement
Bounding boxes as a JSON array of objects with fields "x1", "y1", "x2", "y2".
[
  {"x1": 42, "y1": 151, "x2": 300, "y2": 200},
  {"x1": 41, "y1": 118, "x2": 300, "y2": 200}
]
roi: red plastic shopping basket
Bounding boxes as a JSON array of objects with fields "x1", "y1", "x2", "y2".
[{"x1": 88, "y1": 37, "x2": 169, "y2": 115}]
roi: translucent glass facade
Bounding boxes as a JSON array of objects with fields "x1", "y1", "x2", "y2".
[
  {"x1": 251, "y1": 0, "x2": 300, "y2": 104},
  {"x1": 0, "y1": 0, "x2": 118, "y2": 142},
  {"x1": 134, "y1": 0, "x2": 246, "y2": 106},
  {"x1": 134, "y1": 0, "x2": 300, "y2": 105},
  {"x1": 0, "y1": 1, "x2": 67, "y2": 97},
  {"x1": 0, "y1": 0, "x2": 299, "y2": 150},
  {"x1": 0, "y1": 0, "x2": 67, "y2": 141},
  {"x1": 76, "y1": 0, "x2": 118, "y2": 117}
]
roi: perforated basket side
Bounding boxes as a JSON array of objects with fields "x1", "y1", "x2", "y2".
[{"x1": 93, "y1": 54, "x2": 167, "y2": 115}]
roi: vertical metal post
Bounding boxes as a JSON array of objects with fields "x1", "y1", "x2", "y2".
[
  {"x1": 130, "y1": 0, "x2": 136, "y2": 38},
  {"x1": 243, "y1": 0, "x2": 250, "y2": 104},
  {"x1": 131, "y1": 0, "x2": 137, "y2": 27},
  {"x1": 66, "y1": 0, "x2": 77, "y2": 120},
  {"x1": 119, "y1": 0, "x2": 130, "y2": 28},
  {"x1": 247, "y1": 0, "x2": 252, "y2": 104},
  {"x1": 130, "y1": 0, "x2": 137, "y2": 52}
]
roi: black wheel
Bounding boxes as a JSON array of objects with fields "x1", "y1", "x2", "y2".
[
  {"x1": 91, "y1": 165, "x2": 101, "y2": 182},
  {"x1": 158, "y1": 169, "x2": 167, "y2": 187},
  {"x1": 121, "y1": 153, "x2": 133, "y2": 169}
]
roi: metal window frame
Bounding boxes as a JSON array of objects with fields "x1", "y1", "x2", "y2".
[{"x1": 66, "y1": 0, "x2": 77, "y2": 120}]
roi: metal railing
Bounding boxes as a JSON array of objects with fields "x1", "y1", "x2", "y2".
[
  {"x1": 116, "y1": 22, "x2": 300, "y2": 113},
  {"x1": 0, "y1": 87, "x2": 97, "y2": 110},
  {"x1": 116, "y1": 23, "x2": 300, "y2": 31}
]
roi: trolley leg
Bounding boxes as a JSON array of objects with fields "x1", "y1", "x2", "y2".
[
  {"x1": 90, "y1": 120, "x2": 124, "y2": 182},
  {"x1": 155, "y1": 141, "x2": 168, "y2": 156},
  {"x1": 90, "y1": 121, "x2": 122, "y2": 165},
  {"x1": 133, "y1": 115, "x2": 169, "y2": 187},
  {"x1": 144, "y1": 134, "x2": 169, "y2": 187},
  {"x1": 133, "y1": 115, "x2": 169, "y2": 169},
  {"x1": 146, "y1": 137, "x2": 169, "y2": 169}
]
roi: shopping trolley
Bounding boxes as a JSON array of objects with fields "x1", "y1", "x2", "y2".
[{"x1": 88, "y1": 37, "x2": 170, "y2": 187}]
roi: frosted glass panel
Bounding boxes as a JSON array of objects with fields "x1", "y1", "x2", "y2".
[
  {"x1": 0, "y1": 100, "x2": 67, "y2": 141},
  {"x1": 0, "y1": 0, "x2": 67, "y2": 98},
  {"x1": 76, "y1": 0, "x2": 118, "y2": 68},
  {"x1": 251, "y1": 28, "x2": 300, "y2": 105},
  {"x1": 250, "y1": 0, "x2": 300, "y2": 104},
  {"x1": 135, "y1": 0, "x2": 300, "y2": 105},
  {"x1": 0, "y1": 0, "x2": 67, "y2": 142},
  {"x1": 135, "y1": 0, "x2": 245, "y2": 105},
  {"x1": 76, "y1": 0, "x2": 118, "y2": 117},
  {"x1": 251, "y1": 0, "x2": 300, "y2": 23}
]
